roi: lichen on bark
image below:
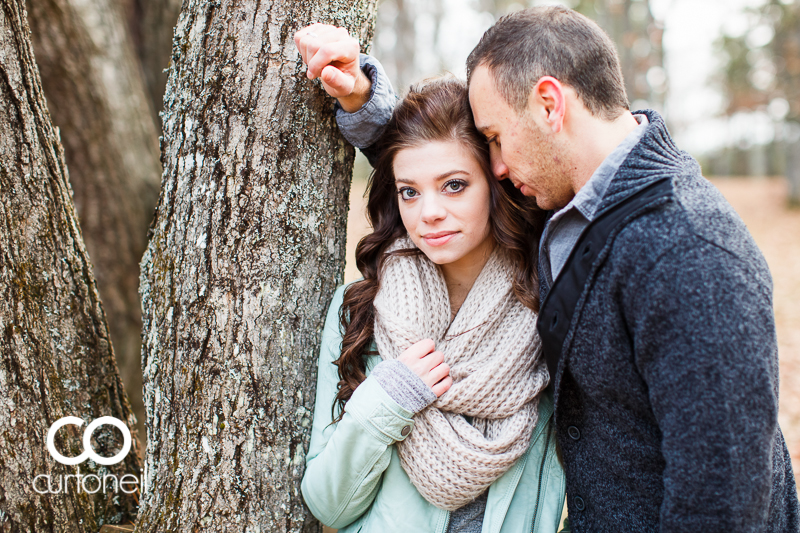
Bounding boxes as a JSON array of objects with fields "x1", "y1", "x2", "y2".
[{"x1": 137, "y1": 0, "x2": 378, "y2": 531}]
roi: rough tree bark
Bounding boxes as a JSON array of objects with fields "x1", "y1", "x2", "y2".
[
  {"x1": 0, "y1": 0, "x2": 142, "y2": 530},
  {"x1": 26, "y1": 0, "x2": 163, "y2": 442},
  {"x1": 124, "y1": 0, "x2": 182, "y2": 121},
  {"x1": 137, "y1": 1, "x2": 377, "y2": 531}
]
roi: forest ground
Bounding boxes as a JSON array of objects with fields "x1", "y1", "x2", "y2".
[{"x1": 344, "y1": 175, "x2": 800, "y2": 480}]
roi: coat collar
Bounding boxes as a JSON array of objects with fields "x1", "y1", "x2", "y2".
[{"x1": 598, "y1": 109, "x2": 692, "y2": 212}]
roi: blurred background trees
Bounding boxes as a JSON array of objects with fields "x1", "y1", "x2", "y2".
[
  {"x1": 372, "y1": 1, "x2": 665, "y2": 110},
  {"x1": 715, "y1": 0, "x2": 800, "y2": 204},
  {"x1": 571, "y1": 0, "x2": 665, "y2": 111}
]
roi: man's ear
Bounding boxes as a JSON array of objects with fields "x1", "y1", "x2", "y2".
[{"x1": 528, "y1": 76, "x2": 566, "y2": 134}]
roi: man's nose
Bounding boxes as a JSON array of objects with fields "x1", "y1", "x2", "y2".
[{"x1": 489, "y1": 145, "x2": 509, "y2": 181}]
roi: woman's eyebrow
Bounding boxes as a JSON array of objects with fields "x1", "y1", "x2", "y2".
[{"x1": 395, "y1": 170, "x2": 470, "y2": 186}]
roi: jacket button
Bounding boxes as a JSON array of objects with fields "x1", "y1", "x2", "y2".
[
  {"x1": 401, "y1": 425, "x2": 411, "y2": 437},
  {"x1": 574, "y1": 495, "x2": 586, "y2": 511},
  {"x1": 567, "y1": 426, "x2": 581, "y2": 440}
]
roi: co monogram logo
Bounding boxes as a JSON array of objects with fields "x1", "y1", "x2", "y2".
[{"x1": 46, "y1": 416, "x2": 132, "y2": 466}]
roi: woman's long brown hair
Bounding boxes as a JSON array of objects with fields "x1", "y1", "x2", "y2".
[{"x1": 332, "y1": 77, "x2": 547, "y2": 421}]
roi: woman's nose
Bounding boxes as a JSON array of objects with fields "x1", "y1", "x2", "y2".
[{"x1": 420, "y1": 195, "x2": 447, "y2": 224}]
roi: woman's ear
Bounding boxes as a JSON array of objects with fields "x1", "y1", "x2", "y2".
[{"x1": 527, "y1": 76, "x2": 566, "y2": 134}]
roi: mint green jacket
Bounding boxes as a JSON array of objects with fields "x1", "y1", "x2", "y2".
[{"x1": 301, "y1": 285, "x2": 566, "y2": 533}]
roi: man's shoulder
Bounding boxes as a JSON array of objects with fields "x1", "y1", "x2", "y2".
[{"x1": 611, "y1": 173, "x2": 769, "y2": 279}]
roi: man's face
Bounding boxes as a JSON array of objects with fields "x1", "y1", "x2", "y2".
[{"x1": 469, "y1": 65, "x2": 574, "y2": 211}]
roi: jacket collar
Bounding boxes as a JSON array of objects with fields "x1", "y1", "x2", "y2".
[{"x1": 598, "y1": 109, "x2": 692, "y2": 213}]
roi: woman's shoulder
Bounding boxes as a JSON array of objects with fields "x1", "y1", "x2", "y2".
[
  {"x1": 321, "y1": 279, "x2": 365, "y2": 356},
  {"x1": 327, "y1": 278, "x2": 366, "y2": 320},
  {"x1": 332, "y1": 278, "x2": 362, "y2": 299},
  {"x1": 323, "y1": 279, "x2": 380, "y2": 368}
]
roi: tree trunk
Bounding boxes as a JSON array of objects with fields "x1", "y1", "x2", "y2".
[
  {"x1": 136, "y1": 1, "x2": 377, "y2": 531},
  {"x1": 0, "y1": 0, "x2": 142, "y2": 530},
  {"x1": 124, "y1": 0, "x2": 182, "y2": 121},
  {"x1": 391, "y1": 0, "x2": 416, "y2": 93},
  {"x1": 26, "y1": 0, "x2": 163, "y2": 443},
  {"x1": 787, "y1": 130, "x2": 800, "y2": 206}
]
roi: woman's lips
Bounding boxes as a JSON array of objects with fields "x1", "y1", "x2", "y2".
[{"x1": 422, "y1": 231, "x2": 457, "y2": 246}]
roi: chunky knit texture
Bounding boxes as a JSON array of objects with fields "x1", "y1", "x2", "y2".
[
  {"x1": 371, "y1": 359, "x2": 438, "y2": 414},
  {"x1": 373, "y1": 236, "x2": 549, "y2": 511}
]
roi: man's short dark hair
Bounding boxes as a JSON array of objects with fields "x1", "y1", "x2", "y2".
[{"x1": 467, "y1": 6, "x2": 629, "y2": 120}]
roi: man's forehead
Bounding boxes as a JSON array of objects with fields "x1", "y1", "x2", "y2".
[
  {"x1": 469, "y1": 65, "x2": 497, "y2": 121},
  {"x1": 468, "y1": 64, "x2": 498, "y2": 96},
  {"x1": 468, "y1": 66, "x2": 502, "y2": 131}
]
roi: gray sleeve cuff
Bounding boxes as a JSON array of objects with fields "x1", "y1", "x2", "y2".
[
  {"x1": 334, "y1": 54, "x2": 397, "y2": 149},
  {"x1": 370, "y1": 359, "x2": 437, "y2": 415}
]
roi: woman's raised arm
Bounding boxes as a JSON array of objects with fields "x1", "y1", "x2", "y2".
[{"x1": 294, "y1": 24, "x2": 397, "y2": 165}]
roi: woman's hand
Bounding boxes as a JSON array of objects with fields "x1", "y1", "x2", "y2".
[
  {"x1": 398, "y1": 339, "x2": 452, "y2": 397},
  {"x1": 293, "y1": 24, "x2": 372, "y2": 113}
]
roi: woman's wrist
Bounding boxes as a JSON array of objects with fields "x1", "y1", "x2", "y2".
[{"x1": 370, "y1": 359, "x2": 437, "y2": 415}]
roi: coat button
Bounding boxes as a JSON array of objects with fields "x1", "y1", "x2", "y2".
[
  {"x1": 568, "y1": 426, "x2": 581, "y2": 440},
  {"x1": 401, "y1": 425, "x2": 411, "y2": 437},
  {"x1": 574, "y1": 496, "x2": 586, "y2": 511}
]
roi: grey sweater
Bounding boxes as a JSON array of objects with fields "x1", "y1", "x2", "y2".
[{"x1": 541, "y1": 109, "x2": 798, "y2": 531}]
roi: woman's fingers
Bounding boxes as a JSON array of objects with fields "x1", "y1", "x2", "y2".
[
  {"x1": 431, "y1": 376, "x2": 453, "y2": 398},
  {"x1": 293, "y1": 23, "x2": 327, "y2": 65},
  {"x1": 427, "y1": 362, "x2": 450, "y2": 387},
  {"x1": 306, "y1": 37, "x2": 360, "y2": 79},
  {"x1": 320, "y1": 65, "x2": 355, "y2": 97},
  {"x1": 421, "y1": 349, "x2": 444, "y2": 370},
  {"x1": 294, "y1": 24, "x2": 360, "y2": 93},
  {"x1": 397, "y1": 341, "x2": 451, "y2": 394},
  {"x1": 398, "y1": 339, "x2": 435, "y2": 365}
]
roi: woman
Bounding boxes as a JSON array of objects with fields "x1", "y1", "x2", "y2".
[{"x1": 301, "y1": 78, "x2": 565, "y2": 533}]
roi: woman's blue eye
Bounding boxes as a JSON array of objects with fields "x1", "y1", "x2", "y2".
[
  {"x1": 398, "y1": 187, "x2": 418, "y2": 200},
  {"x1": 444, "y1": 180, "x2": 466, "y2": 193}
]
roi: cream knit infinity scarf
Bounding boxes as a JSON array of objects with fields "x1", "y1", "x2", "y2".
[{"x1": 373, "y1": 236, "x2": 549, "y2": 511}]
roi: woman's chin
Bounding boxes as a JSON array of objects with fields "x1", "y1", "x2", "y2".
[{"x1": 420, "y1": 247, "x2": 468, "y2": 267}]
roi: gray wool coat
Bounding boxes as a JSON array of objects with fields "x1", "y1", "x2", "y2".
[{"x1": 538, "y1": 109, "x2": 798, "y2": 531}]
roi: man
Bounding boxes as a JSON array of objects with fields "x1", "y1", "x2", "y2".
[{"x1": 295, "y1": 6, "x2": 799, "y2": 531}]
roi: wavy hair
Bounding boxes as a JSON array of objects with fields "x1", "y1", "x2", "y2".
[{"x1": 332, "y1": 77, "x2": 547, "y2": 420}]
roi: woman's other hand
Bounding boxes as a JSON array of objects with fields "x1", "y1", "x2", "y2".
[
  {"x1": 397, "y1": 339, "x2": 452, "y2": 397},
  {"x1": 293, "y1": 24, "x2": 372, "y2": 113}
]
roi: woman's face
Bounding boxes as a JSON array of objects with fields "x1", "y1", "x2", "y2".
[{"x1": 392, "y1": 140, "x2": 494, "y2": 270}]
